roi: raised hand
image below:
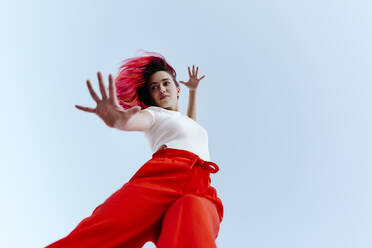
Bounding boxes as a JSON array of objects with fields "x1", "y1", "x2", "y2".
[
  {"x1": 75, "y1": 72, "x2": 141, "y2": 128},
  {"x1": 179, "y1": 65, "x2": 206, "y2": 91}
]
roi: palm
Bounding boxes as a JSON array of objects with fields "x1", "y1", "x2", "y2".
[
  {"x1": 75, "y1": 71, "x2": 140, "y2": 128},
  {"x1": 179, "y1": 65, "x2": 206, "y2": 90}
]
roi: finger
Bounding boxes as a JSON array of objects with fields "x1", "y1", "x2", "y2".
[
  {"x1": 188, "y1": 66, "x2": 192, "y2": 78},
  {"x1": 199, "y1": 75, "x2": 206, "y2": 80},
  {"x1": 97, "y1": 71, "x2": 108, "y2": 99},
  {"x1": 109, "y1": 74, "x2": 120, "y2": 105},
  {"x1": 108, "y1": 74, "x2": 116, "y2": 101},
  {"x1": 75, "y1": 105, "x2": 96, "y2": 113},
  {"x1": 86, "y1": 80, "x2": 101, "y2": 103},
  {"x1": 196, "y1": 66, "x2": 199, "y2": 77},
  {"x1": 192, "y1": 65, "x2": 195, "y2": 76}
]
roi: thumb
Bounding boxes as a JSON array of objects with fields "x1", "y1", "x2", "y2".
[
  {"x1": 179, "y1": 81, "x2": 186, "y2": 85},
  {"x1": 127, "y1": 105, "x2": 141, "y2": 115}
]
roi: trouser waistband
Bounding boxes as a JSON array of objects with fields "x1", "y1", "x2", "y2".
[{"x1": 152, "y1": 148, "x2": 219, "y2": 174}]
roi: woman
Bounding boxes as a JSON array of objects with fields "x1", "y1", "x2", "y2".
[{"x1": 45, "y1": 51, "x2": 224, "y2": 248}]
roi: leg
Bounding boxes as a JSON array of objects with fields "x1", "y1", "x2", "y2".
[
  {"x1": 156, "y1": 194, "x2": 221, "y2": 248},
  {"x1": 45, "y1": 183, "x2": 174, "y2": 248}
]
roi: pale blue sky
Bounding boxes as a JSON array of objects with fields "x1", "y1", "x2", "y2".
[{"x1": 1, "y1": 0, "x2": 371, "y2": 247}]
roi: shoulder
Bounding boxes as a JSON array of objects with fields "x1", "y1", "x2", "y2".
[
  {"x1": 141, "y1": 106, "x2": 169, "y2": 126},
  {"x1": 142, "y1": 106, "x2": 161, "y2": 118},
  {"x1": 143, "y1": 106, "x2": 163, "y2": 113}
]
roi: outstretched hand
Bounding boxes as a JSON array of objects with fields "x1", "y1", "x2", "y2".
[
  {"x1": 179, "y1": 65, "x2": 206, "y2": 91},
  {"x1": 75, "y1": 72, "x2": 141, "y2": 128}
]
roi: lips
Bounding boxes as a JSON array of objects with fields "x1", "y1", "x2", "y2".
[{"x1": 160, "y1": 95, "x2": 168, "y2": 100}]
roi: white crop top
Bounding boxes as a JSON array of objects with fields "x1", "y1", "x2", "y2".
[{"x1": 142, "y1": 106, "x2": 211, "y2": 161}]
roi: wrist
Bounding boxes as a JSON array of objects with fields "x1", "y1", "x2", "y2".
[{"x1": 113, "y1": 111, "x2": 128, "y2": 131}]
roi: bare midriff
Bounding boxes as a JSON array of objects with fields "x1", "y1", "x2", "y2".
[{"x1": 157, "y1": 144, "x2": 168, "y2": 152}]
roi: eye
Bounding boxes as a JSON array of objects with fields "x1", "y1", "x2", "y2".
[{"x1": 151, "y1": 85, "x2": 159, "y2": 90}]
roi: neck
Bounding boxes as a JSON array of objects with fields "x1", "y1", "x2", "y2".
[{"x1": 164, "y1": 104, "x2": 179, "y2": 112}]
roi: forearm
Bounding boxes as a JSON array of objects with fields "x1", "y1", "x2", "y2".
[
  {"x1": 187, "y1": 89, "x2": 197, "y2": 121},
  {"x1": 113, "y1": 111, "x2": 130, "y2": 131},
  {"x1": 114, "y1": 109, "x2": 154, "y2": 132}
]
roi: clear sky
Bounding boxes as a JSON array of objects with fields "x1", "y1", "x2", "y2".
[{"x1": 1, "y1": 0, "x2": 371, "y2": 247}]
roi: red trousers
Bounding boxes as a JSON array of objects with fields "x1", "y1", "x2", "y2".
[{"x1": 45, "y1": 148, "x2": 224, "y2": 248}]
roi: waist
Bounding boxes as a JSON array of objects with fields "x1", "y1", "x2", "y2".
[{"x1": 152, "y1": 148, "x2": 219, "y2": 173}]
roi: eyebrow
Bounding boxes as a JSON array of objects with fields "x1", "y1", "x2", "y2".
[{"x1": 150, "y1": 78, "x2": 170, "y2": 86}]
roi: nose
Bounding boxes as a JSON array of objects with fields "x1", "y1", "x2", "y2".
[{"x1": 159, "y1": 85, "x2": 166, "y2": 93}]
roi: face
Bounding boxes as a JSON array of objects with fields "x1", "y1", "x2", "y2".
[{"x1": 149, "y1": 71, "x2": 180, "y2": 111}]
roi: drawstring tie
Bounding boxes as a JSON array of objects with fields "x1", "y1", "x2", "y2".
[{"x1": 190, "y1": 157, "x2": 219, "y2": 174}]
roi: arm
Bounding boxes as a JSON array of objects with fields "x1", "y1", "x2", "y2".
[
  {"x1": 186, "y1": 89, "x2": 197, "y2": 121},
  {"x1": 114, "y1": 109, "x2": 154, "y2": 132},
  {"x1": 179, "y1": 65, "x2": 206, "y2": 122}
]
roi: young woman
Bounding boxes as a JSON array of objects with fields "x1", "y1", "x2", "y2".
[{"x1": 45, "y1": 51, "x2": 224, "y2": 248}]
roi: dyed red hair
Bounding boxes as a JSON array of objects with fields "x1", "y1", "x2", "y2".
[{"x1": 115, "y1": 50, "x2": 179, "y2": 110}]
